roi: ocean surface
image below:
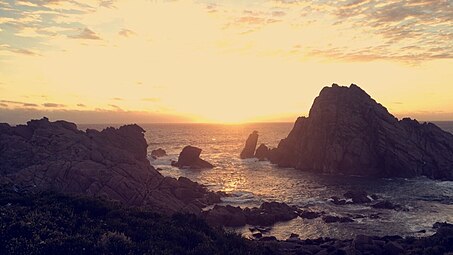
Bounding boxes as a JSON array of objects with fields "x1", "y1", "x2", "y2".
[{"x1": 81, "y1": 121, "x2": 453, "y2": 240}]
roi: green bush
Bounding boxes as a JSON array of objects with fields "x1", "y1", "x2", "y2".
[{"x1": 0, "y1": 186, "x2": 265, "y2": 255}]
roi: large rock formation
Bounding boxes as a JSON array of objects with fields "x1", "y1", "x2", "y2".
[
  {"x1": 270, "y1": 84, "x2": 453, "y2": 180},
  {"x1": 171, "y1": 145, "x2": 214, "y2": 169},
  {"x1": 240, "y1": 131, "x2": 259, "y2": 159},
  {"x1": 0, "y1": 117, "x2": 220, "y2": 214}
]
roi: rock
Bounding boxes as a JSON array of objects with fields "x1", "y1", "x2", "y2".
[
  {"x1": 203, "y1": 205, "x2": 246, "y2": 227},
  {"x1": 289, "y1": 233, "x2": 299, "y2": 239},
  {"x1": 252, "y1": 232, "x2": 263, "y2": 239},
  {"x1": 371, "y1": 200, "x2": 402, "y2": 210},
  {"x1": 151, "y1": 148, "x2": 167, "y2": 158},
  {"x1": 260, "y1": 236, "x2": 277, "y2": 242},
  {"x1": 343, "y1": 190, "x2": 372, "y2": 204},
  {"x1": 299, "y1": 210, "x2": 322, "y2": 219},
  {"x1": 255, "y1": 144, "x2": 270, "y2": 160},
  {"x1": 322, "y1": 215, "x2": 354, "y2": 223},
  {"x1": 383, "y1": 241, "x2": 404, "y2": 255},
  {"x1": 0, "y1": 118, "x2": 219, "y2": 215},
  {"x1": 240, "y1": 131, "x2": 259, "y2": 159},
  {"x1": 203, "y1": 202, "x2": 297, "y2": 227},
  {"x1": 268, "y1": 84, "x2": 453, "y2": 180},
  {"x1": 172, "y1": 146, "x2": 214, "y2": 169}
]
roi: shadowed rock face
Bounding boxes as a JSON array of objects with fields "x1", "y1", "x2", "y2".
[
  {"x1": 0, "y1": 117, "x2": 220, "y2": 214},
  {"x1": 270, "y1": 84, "x2": 453, "y2": 180},
  {"x1": 240, "y1": 131, "x2": 259, "y2": 159},
  {"x1": 172, "y1": 146, "x2": 214, "y2": 169}
]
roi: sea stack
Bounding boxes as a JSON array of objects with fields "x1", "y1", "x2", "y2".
[
  {"x1": 172, "y1": 145, "x2": 214, "y2": 169},
  {"x1": 240, "y1": 131, "x2": 259, "y2": 159},
  {"x1": 269, "y1": 84, "x2": 453, "y2": 180},
  {"x1": 255, "y1": 144, "x2": 270, "y2": 161}
]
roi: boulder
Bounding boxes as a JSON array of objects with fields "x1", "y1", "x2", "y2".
[
  {"x1": 268, "y1": 84, "x2": 453, "y2": 180},
  {"x1": 0, "y1": 117, "x2": 220, "y2": 215},
  {"x1": 344, "y1": 190, "x2": 372, "y2": 204},
  {"x1": 299, "y1": 210, "x2": 322, "y2": 219},
  {"x1": 322, "y1": 215, "x2": 354, "y2": 223},
  {"x1": 371, "y1": 201, "x2": 403, "y2": 210},
  {"x1": 255, "y1": 144, "x2": 270, "y2": 160},
  {"x1": 172, "y1": 146, "x2": 214, "y2": 169},
  {"x1": 151, "y1": 148, "x2": 167, "y2": 158},
  {"x1": 240, "y1": 131, "x2": 259, "y2": 159},
  {"x1": 203, "y1": 201, "x2": 298, "y2": 227}
]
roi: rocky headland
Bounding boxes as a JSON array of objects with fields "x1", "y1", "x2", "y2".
[
  {"x1": 0, "y1": 117, "x2": 220, "y2": 215},
  {"x1": 268, "y1": 84, "x2": 453, "y2": 180}
]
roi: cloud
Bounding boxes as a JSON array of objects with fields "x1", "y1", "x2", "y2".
[
  {"x1": 43, "y1": 103, "x2": 65, "y2": 108},
  {"x1": 0, "y1": 107, "x2": 192, "y2": 125},
  {"x1": 118, "y1": 28, "x2": 136, "y2": 37},
  {"x1": 23, "y1": 103, "x2": 38, "y2": 107},
  {"x1": 77, "y1": 103, "x2": 86, "y2": 107},
  {"x1": 1, "y1": 100, "x2": 38, "y2": 107},
  {"x1": 109, "y1": 104, "x2": 122, "y2": 111},
  {"x1": 111, "y1": 97, "x2": 123, "y2": 101},
  {"x1": 99, "y1": 0, "x2": 116, "y2": 9},
  {"x1": 69, "y1": 28, "x2": 101, "y2": 40},
  {"x1": 0, "y1": 44, "x2": 39, "y2": 56}
]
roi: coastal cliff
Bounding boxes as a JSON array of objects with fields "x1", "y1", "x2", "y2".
[
  {"x1": 270, "y1": 84, "x2": 453, "y2": 180},
  {"x1": 0, "y1": 117, "x2": 220, "y2": 214}
]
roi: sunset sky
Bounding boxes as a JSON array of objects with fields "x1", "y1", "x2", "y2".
[{"x1": 0, "y1": 0, "x2": 452, "y2": 124}]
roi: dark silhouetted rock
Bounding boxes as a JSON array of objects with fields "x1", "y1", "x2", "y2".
[
  {"x1": 172, "y1": 145, "x2": 214, "y2": 169},
  {"x1": 322, "y1": 215, "x2": 354, "y2": 223},
  {"x1": 299, "y1": 210, "x2": 322, "y2": 219},
  {"x1": 344, "y1": 190, "x2": 372, "y2": 204},
  {"x1": 240, "y1": 131, "x2": 259, "y2": 159},
  {"x1": 372, "y1": 200, "x2": 403, "y2": 210},
  {"x1": 269, "y1": 84, "x2": 453, "y2": 180},
  {"x1": 255, "y1": 144, "x2": 270, "y2": 160},
  {"x1": 203, "y1": 201, "x2": 298, "y2": 227},
  {"x1": 260, "y1": 236, "x2": 278, "y2": 242},
  {"x1": 0, "y1": 118, "x2": 220, "y2": 215},
  {"x1": 151, "y1": 148, "x2": 167, "y2": 158}
]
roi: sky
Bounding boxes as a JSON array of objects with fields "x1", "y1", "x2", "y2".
[{"x1": 0, "y1": 0, "x2": 452, "y2": 124}]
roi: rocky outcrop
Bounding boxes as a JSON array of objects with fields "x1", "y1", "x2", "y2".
[
  {"x1": 260, "y1": 222, "x2": 453, "y2": 255},
  {"x1": 203, "y1": 202, "x2": 298, "y2": 227},
  {"x1": 151, "y1": 148, "x2": 167, "y2": 158},
  {"x1": 171, "y1": 146, "x2": 214, "y2": 169},
  {"x1": 269, "y1": 84, "x2": 453, "y2": 180},
  {"x1": 240, "y1": 131, "x2": 259, "y2": 159},
  {"x1": 255, "y1": 144, "x2": 270, "y2": 161},
  {"x1": 0, "y1": 118, "x2": 220, "y2": 215}
]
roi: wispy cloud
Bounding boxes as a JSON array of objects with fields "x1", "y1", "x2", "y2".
[
  {"x1": 43, "y1": 103, "x2": 65, "y2": 108},
  {"x1": 69, "y1": 28, "x2": 101, "y2": 40},
  {"x1": 118, "y1": 28, "x2": 136, "y2": 37}
]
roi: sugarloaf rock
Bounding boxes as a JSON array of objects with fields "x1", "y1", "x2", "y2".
[
  {"x1": 269, "y1": 84, "x2": 453, "y2": 180},
  {"x1": 0, "y1": 117, "x2": 220, "y2": 214}
]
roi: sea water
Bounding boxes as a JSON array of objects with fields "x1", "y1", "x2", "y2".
[{"x1": 82, "y1": 121, "x2": 453, "y2": 240}]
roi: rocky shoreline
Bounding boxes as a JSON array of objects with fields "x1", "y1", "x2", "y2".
[
  {"x1": 258, "y1": 222, "x2": 453, "y2": 255},
  {"x1": 1, "y1": 117, "x2": 452, "y2": 254}
]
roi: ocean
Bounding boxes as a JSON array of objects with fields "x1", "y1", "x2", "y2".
[{"x1": 81, "y1": 121, "x2": 453, "y2": 240}]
